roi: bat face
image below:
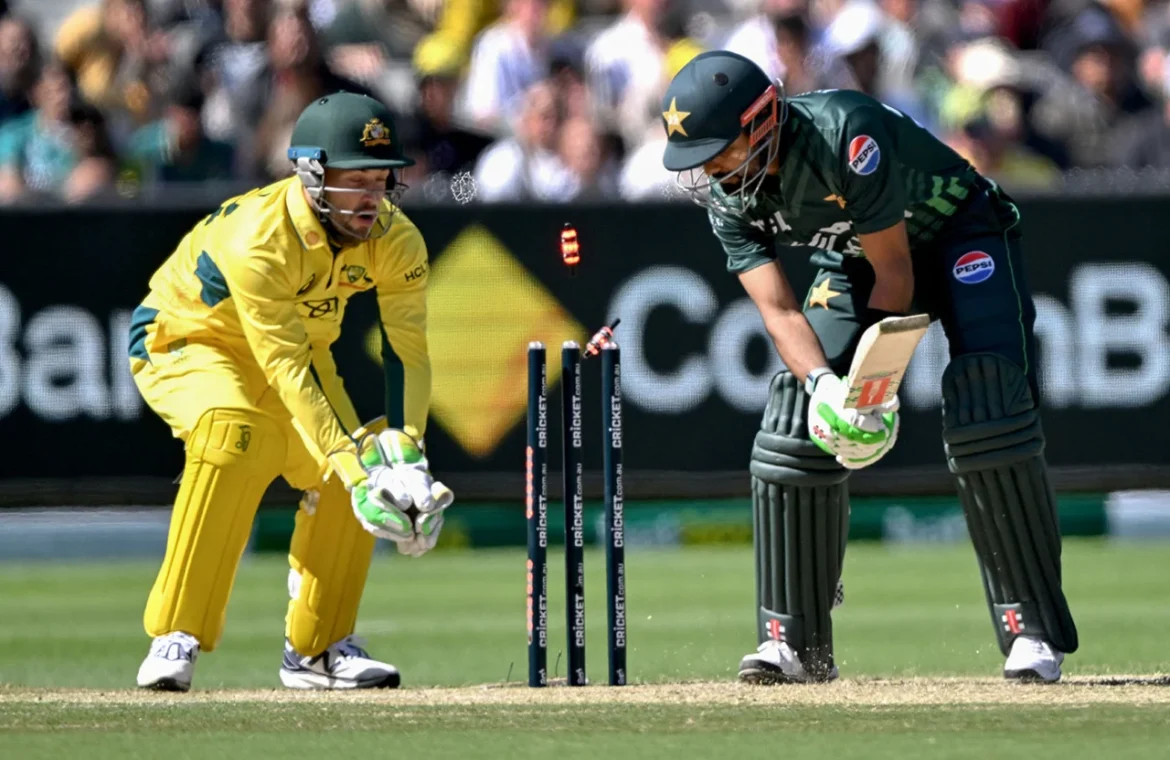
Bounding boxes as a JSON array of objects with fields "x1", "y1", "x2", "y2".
[{"x1": 844, "y1": 315, "x2": 930, "y2": 413}]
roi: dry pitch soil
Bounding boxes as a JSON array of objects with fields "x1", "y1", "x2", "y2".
[{"x1": 4, "y1": 677, "x2": 1168, "y2": 708}]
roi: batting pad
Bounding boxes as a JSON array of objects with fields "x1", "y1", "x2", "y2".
[
  {"x1": 751, "y1": 372, "x2": 850, "y2": 679},
  {"x1": 942, "y1": 353, "x2": 1079, "y2": 655},
  {"x1": 145, "y1": 408, "x2": 285, "y2": 651},
  {"x1": 286, "y1": 418, "x2": 385, "y2": 656}
]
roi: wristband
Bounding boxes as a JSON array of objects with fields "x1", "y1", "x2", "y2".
[{"x1": 804, "y1": 367, "x2": 834, "y2": 396}]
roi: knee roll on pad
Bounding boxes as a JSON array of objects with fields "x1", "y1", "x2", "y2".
[
  {"x1": 286, "y1": 417, "x2": 384, "y2": 656},
  {"x1": 145, "y1": 408, "x2": 285, "y2": 651},
  {"x1": 750, "y1": 372, "x2": 850, "y2": 678},
  {"x1": 942, "y1": 353, "x2": 1078, "y2": 655}
]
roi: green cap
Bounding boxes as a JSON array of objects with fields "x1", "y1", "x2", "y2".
[
  {"x1": 288, "y1": 91, "x2": 414, "y2": 169},
  {"x1": 661, "y1": 50, "x2": 775, "y2": 172}
]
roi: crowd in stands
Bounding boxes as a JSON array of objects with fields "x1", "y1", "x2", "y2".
[{"x1": 2, "y1": 0, "x2": 1170, "y2": 204}]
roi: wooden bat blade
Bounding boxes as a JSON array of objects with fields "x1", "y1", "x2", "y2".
[{"x1": 843, "y1": 315, "x2": 930, "y2": 412}]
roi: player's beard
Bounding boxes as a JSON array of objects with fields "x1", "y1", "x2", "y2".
[
  {"x1": 677, "y1": 131, "x2": 781, "y2": 214},
  {"x1": 320, "y1": 192, "x2": 397, "y2": 242}
]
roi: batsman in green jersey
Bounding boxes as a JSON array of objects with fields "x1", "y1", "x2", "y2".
[{"x1": 661, "y1": 51, "x2": 1078, "y2": 683}]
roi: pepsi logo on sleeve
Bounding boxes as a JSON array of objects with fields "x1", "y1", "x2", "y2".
[
  {"x1": 847, "y1": 135, "x2": 881, "y2": 175},
  {"x1": 953, "y1": 251, "x2": 995, "y2": 284}
]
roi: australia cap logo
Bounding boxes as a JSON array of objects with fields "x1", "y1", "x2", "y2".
[
  {"x1": 847, "y1": 135, "x2": 880, "y2": 175},
  {"x1": 361, "y1": 118, "x2": 391, "y2": 147},
  {"x1": 953, "y1": 251, "x2": 995, "y2": 284}
]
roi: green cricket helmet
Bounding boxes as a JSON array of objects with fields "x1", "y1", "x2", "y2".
[
  {"x1": 660, "y1": 50, "x2": 787, "y2": 213},
  {"x1": 287, "y1": 91, "x2": 415, "y2": 241}
]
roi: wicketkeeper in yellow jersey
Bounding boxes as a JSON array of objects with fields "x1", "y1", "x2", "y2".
[{"x1": 128, "y1": 92, "x2": 454, "y2": 691}]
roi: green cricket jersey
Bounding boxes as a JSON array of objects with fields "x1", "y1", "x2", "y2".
[{"x1": 709, "y1": 89, "x2": 1009, "y2": 274}]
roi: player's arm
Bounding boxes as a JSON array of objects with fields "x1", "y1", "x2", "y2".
[
  {"x1": 372, "y1": 217, "x2": 433, "y2": 443},
  {"x1": 738, "y1": 262, "x2": 831, "y2": 383},
  {"x1": 224, "y1": 246, "x2": 358, "y2": 469},
  {"x1": 838, "y1": 106, "x2": 913, "y2": 318},
  {"x1": 710, "y1": 207, "x2": 829, "y2": 384},
  {"x1": 858, "y1": 223, "x2": 913, "y2": 314}
]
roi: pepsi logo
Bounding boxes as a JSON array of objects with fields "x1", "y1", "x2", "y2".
[
  {"x1": 953, "y1": 251, "x2": 995, "y2": 284},
  {"x1": 848, "y1": 135, "x2": 880, "y2": 175}
]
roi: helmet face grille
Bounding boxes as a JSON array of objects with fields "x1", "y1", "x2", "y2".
[
  {"x1": 293, "y1": 156, "x2": 405, "y2": 242},
  {"x1": 675, "y1": 80, "x2": 788, "y2": 216}
]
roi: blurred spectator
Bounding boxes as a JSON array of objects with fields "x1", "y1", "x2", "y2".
[
  {"x1": 585, "y1": 0, "x2": 667, "y2": 141},
  {"x1": 618, "y1": 121, "x2": 674, "y2": 200},
  {"x1": 723, "y1": 0, "x2": 808, "y2": 83},
  {"x1": 474, "y1": 80, "x2": 573, "y2": 200},
  {"x1": 1112, "y1": 46, "x2": 1170, "y2": 168},
  {"x1": 1115, "y1": 100, "x2": 1170, "y2": 169},
  {"x1": 55, "y1": 0, "x2": 168, "y2": 132},
  {"x1": 549, "y1": 34, "x2": 592, "y2": 121},
  {"x1": 151, "y1": 0, "x2": 225, "y2": 29},
  {"x1": 0, "y1": 14, "x2": 38, "y2": 124},
  {"x1": 321, "y1": 0, "x2": 436, "y2": 112},
  {"x1": 0, "y1": 0, "x2": 1160, "y2": 202},
  {"x1": 126, "y1": 75, "x2": 235, "y2": 184},
  {"x1": 946, "y1": 89, "x2": 1062, "y2": 191},
  {"x1": 556, "y1": 116, "x2": 619, "y2": 199},
  {"x1": 1031, "y1": 5, "x2": 1152, "y2": 167},
  {"x1": 402, "y1": 35, "x2": 492, "y2": 190},
  {"x1": 586, "y1": 0, "x2": 703, "y2": 153},
  {"x1": 250, "y1": 2, "x2": 370, "y2": 180},
  {"x1": 62, "y1": 101, "x2": 118, "y2": 202},
  {"x1": 199, "y1": 0, "x2": 274, "y2": 145},
  {"x1": 818, "y1": 0, "x2": 927, "y2": 126},
  {"x1": 773, "y1": 12, "x2": 832, "y2": 95},
  {"x1": 322, "y1": 0, "x2": 433, "y2": 63},
  {"x1": 462, "y1": 0, "x2": 550, "y2": 133},
  {"x1": 423, "y1": 0, "x2": 575, "y2": 69},
  {"x1": 993, "y1": 0, "x2": 1047, "y2": 51},
  {"x1": 0, "y1": 62, "x2": 84, "y2": 202},
  {"x1": 322, "y1": 0, "x2": 432, "y2": 61}
]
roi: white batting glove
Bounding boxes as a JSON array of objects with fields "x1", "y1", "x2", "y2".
[{"x1": 807, "y1": 371, "x2": 899, "y2": 470}]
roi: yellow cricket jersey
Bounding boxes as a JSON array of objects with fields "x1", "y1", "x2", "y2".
[{"x1": 129, "y1": 176, "x2": 431, "y2": 475}]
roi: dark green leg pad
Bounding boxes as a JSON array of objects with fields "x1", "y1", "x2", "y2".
[
  {"x1": 942, "y1": 353, "x2": 1079, "y2": 656},
  {"x1": 751, "y1": 372, "x2": 850, "y2": 679}
]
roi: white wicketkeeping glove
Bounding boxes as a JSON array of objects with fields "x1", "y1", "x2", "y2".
[
  {"x1": 351, "y1": 429, "x2": 454, "y2": 555},
  {"x1": 807, "y1": 371, "x2": 900, "y2": 470}
]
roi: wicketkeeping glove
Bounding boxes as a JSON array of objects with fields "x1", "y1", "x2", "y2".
[{"x1": 351, "y1": 429, "x2": 455, "y2": 554}]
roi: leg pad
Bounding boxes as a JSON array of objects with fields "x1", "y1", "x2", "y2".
[
  {"x1": 751, "y1": 372, "x2": 850, "y2": 678},
  {"x1": 943, "y1": 354, "x2": 1079, "y2": 655},
  {"x1": 145, "y1": 408, "x2": 285, "y2": 651},
  {"x1": 285, "y1": 417, "x2": 386, "y2": 656}
]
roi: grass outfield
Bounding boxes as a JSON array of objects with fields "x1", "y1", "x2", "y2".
[{"x1": 2, "y1": 541, "x2": 1168, "y2": 757}]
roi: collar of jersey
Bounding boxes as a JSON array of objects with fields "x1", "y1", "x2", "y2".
[{"x1": 285, "y1": 179, "x2": 330, "y2": 252}]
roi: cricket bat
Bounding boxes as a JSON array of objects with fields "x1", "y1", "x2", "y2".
[{"x1": 843, "y1": 314, "x2": 930, "y2": 413}]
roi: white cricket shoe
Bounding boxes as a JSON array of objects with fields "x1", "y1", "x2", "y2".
[
  {"x1": 1004, "y1": 635, "x2": 1064, "y2": 683},
  {"x1": 280, "y1": 635, "x2": 401, "y2": 689},
  {"x1": 738, "y1": 640, "x2": 839, "y2": 684},
  {"x1": 136, "y1": 631, "x2": 200, "y2": 692}
]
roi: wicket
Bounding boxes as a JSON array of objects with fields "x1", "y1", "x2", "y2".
[{"x1": 526, "y1": 339, "x2": 627, "y2": 687}]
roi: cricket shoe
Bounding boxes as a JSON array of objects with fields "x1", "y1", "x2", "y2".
[
  {"x1": 280, "y1": 635, "x2": 401, "y2": 689},
  {"x1": 738, "y1": 640, "x2": 839, "y2": 684},
  {"x1": 136, "y1": 631, "x2": 200, "y2": 692},
  {"x1": 1004, "y1": 635, "x2": 1064, "y2": 683}
]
